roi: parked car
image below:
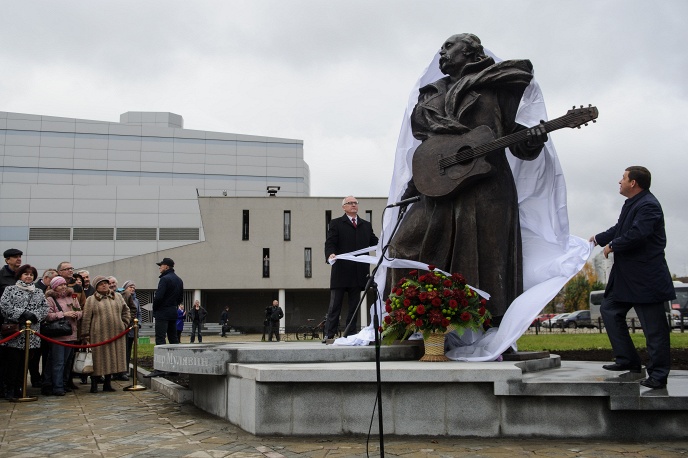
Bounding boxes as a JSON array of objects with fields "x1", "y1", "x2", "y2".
[
  {"x1": 562, "y1": 310, "x2": 596, "y2": 328},
  {"x1": 541, "y1": 313, "x2": 569, "y2": 328},
  {"x1": 531, "y1": 313, "x2": 557, "y2": 327},
  {"x1": 554, "y1": 313, "x2": 572, "y2": 327}
]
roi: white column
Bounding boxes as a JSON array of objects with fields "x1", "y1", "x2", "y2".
[
  {"x1": 279, "y1": 289, "x2": 286, "y2": 330},
  {"x1": 360, "y1": 291, "x2": 368, "y2": 328},
  {"x1": 193, "y1": 289, "x2": 201, "y2": 309}
]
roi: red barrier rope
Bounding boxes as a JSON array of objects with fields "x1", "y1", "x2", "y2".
[
  {"x1": 34, "y1": 326, "x2": 132, "y2": 349},
  {"x1": 0, "y1": 331, "x2": 22, "y2": 345}
]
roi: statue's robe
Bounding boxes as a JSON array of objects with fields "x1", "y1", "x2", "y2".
[{"x1": 390, "y1": 57, "x2": 544, "y2": 317}]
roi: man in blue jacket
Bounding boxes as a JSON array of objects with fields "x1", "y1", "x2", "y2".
[
  {"x1": 152, "y1": 258, "x2": 183, "y2": 346},
  {"x1": 590, "y1": 166, "x2": 674, "y2": 389}
]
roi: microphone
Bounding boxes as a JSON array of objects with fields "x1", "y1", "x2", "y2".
[{"x1": 386, "y1": 195, "x2": 421, "y2": 208}]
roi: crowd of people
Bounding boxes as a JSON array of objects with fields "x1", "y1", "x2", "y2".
[{"x1": 0, "y1": 249, "x2": 143, "y2": 399}]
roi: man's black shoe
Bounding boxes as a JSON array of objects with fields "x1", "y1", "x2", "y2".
[
  {"x1": 143, "y1": 370, "x2": 168, "y2": 378},
  {"x1": 640, "y1": 377, "x2": 666, "y2": 389},
  {"x1": 113, "y1": 374, "x2": 129, "y2": 381},
  {"x1": 602, "y1": 363, "x2": 641, "y2": 373}
]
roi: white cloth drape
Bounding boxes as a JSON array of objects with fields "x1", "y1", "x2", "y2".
[{"x1": 332, "y1": 50, "x2": 592, "y2": 360}]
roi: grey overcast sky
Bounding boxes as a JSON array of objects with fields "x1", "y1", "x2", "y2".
[{"x1": 2, "y1": 1, "x2": 688, "y2": 275}]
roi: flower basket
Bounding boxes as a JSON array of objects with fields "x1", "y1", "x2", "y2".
[
  {"x1": 420, "y1": 330, "x2": 450, "y2": 362},
  {"x1": 381, "y1": 265, "x2": 491, "y2": 361}
]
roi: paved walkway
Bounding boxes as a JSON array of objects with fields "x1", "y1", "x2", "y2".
[
  {"x1": 0, "y1": 380, "x2": 687, "y2": 457},
  {"x1": 1, "y1": 333, "x2": 687, "y2": 457}
]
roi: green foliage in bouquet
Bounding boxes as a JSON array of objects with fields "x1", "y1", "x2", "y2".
[{"x1": 381, "y1": 265, "x2": 491, "y2": 344}]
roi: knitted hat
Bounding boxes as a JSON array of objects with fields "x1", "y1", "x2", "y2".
[
  {"x1": 122, "y1": 280, "x2": 136, "y2": 290},
  {"x1": 91, "y1": 275, "x2": 109, "y2": 289},
  {"x1": 50, "y1": 276, "x2": 67, "y2": 289}
]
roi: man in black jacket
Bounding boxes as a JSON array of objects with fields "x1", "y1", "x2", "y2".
[
  {"x1": 267, "y1": 300, "x2": 284, "y2": 342},
  {"x1": 0, "y1": 249, "x2": 23, "y2": 393},
  {"x1": 0, "y1": 248, "x2": 22, "y2": 298},
  {"x1": 324, "y1": 196, "x2": 379, "y2": 341},
  {"x1": 35, "y1": 269, "x2": 57, "y2": 293},
  {"x1": 146, "y1": 257, "x2": 184, "y2": 378},
  {"x1": 590, "y1": 166, "x2": 674, "y2": 389},
  {"x1": 152, "y1": 258, "x2": 183, "y2": 346}
]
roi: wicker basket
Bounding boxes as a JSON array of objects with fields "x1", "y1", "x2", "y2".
[{"x1": 420, "y1": 331, "x2": 450, "y2": 362}]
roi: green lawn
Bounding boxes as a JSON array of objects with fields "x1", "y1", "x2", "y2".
[
  {"x1": 133, "y1": 333, "x2": 688, "y2": 357},
  {"x1": 517, "y1": 333, "x2": 688, "y2": 351},
  {"x1": 136, "y1": 343, "x2": 155, "y2": 358}
]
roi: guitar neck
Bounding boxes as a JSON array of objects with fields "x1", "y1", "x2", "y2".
[{"x1": 445, "y1": 116, "x2": 567, "y2": 167}]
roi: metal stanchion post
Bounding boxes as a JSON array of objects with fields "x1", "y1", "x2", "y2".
[
  {"x1": 124, "y1": 319, "x2": 146, "y2": 391},
  {"x1": 17, "y1": 320, "x2": 37, "y2": 402}
]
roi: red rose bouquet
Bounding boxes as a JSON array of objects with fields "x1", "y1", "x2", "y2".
[{"x1": 381, "y1": 265, "x2": 491, "y2": 343}]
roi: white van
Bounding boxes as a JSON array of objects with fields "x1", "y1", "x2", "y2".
[
  {"x1": 670, "y1": 283, "x2": 688, "y2": 327},
  {"x1": 589, "y1": 282, "x2": 688, "y2": 328}
]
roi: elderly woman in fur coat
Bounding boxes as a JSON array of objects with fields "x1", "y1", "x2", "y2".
[{"x1": 80, "y1": 275, "x2": 130, "y2": 393}]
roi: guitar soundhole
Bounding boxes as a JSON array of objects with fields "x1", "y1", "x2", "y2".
[{"x1": 456, "y1": 146, "x2": 473, "y2": 166}]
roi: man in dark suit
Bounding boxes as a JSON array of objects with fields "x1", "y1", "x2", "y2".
[
  {"x1": 324, "y1": 196, "x2": 379, "y2": 341},
  {"x1": 590, "y1": 166, "x2": 674, "y2": 389},
  {"x1": 145, "y1": 257, "x2": 184, "y2": 378}
]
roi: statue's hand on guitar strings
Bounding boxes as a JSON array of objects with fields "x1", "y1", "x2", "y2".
[{"x1": 525, "y1": 121, "x2": 548, "y2": 147}]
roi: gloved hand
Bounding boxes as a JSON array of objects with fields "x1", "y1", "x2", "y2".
[
  {"x1": 19, "y1": 311, "x2": 39, "y2": 324},
  {"x1": 525, "y1": 121, "x2": 548, "y2": 147}
]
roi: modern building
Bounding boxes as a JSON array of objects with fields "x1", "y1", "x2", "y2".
[
  {"x1": 0, "y1": 110, "x2": 386, "y2": 331},
  {"x1": 591, "y1": 251, "x2": 613, "y2": 284},
  {"x1": 86, "y1": 195, "x2": 385, "y2": 332}
]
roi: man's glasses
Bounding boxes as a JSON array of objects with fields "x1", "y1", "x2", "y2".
[
  {"x1": 344, "y1": 201, "x2": 359, "y2": 205},
  {"x1": 60, "y1": 267, "x2": 74, "y2": 272}
]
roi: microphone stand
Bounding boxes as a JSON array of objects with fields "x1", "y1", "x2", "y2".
[{"x1": 340, "y1": 203, "x2": 412, "y2": 458}]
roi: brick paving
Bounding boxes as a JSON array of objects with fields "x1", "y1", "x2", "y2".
[
  {"x1": 1, "y1": 333, "x2": 687, "y2": 456},
  {"x1": 0, "y1": 380, "x2": 687, "y2": 457}
]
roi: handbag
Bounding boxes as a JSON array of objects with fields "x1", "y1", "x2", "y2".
[
  {"x1": 41, "y1": 299, "x2": 74, "y2": 337},
  {"x1": 73, "y1": 350, "x2": 94, "y2": 374},
  {"x1": 0, "y1": 322, "x2": 19, "y2": 337}
]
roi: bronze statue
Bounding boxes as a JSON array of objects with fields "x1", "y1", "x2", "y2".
[{"x1": 390, "y1": 33, "x2": 548, "y2": 324}]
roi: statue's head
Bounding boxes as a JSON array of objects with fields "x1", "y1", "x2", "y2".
[{"x1": 439, "y1": 33, "x2": 487, "y2": 75}]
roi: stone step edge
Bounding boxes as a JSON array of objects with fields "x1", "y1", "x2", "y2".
[{"x1": 131, "y1": 364, "x2": 193, "y2": 404}]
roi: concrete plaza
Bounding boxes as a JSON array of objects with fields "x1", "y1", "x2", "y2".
[
  {"x1": 1, "y1": 380, "x2": 687, "y2": 457},
  {"x1": 1, "y1": 332, "x2": 687, "y2": 456}
]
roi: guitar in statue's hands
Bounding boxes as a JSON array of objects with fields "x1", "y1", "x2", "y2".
[{"x1": 411, "y1": 105, "x2": 599, "y2": 198}]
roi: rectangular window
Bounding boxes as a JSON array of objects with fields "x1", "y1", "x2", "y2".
[
  {"x1": 283, "y1": 210, "x2": 291, "y2": 241},
  {"x1": 304, "y1": 247, "x2": 312, "y2": 278},
  {"x1": 262, "y1": 248, "x2": 270, "y2": 278},
  {"x1": 365, "y1": 210, "x2": 373, "y2": 225},
  {"x1": 29, "y1": 227, "x2": 71, "y2": 240},
  {"x1": 325, "y1": 210, "x2": 332, "y2": 237},
  {"x1": 159, "y1": 228, "x2": 199, "y2": 240},
  {"x1": 242, "y1": 210, "x2": 250, "y2": 240},
  {"x1": 73, "y1": 227, "x2": 114, "y2": 240},
  {"x1": 117, "y1": 227, "x2": 157, "y2": 241}
]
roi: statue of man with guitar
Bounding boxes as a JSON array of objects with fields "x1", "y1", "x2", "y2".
[{"x1": 390, "y1": 33, "x2": 550, "y2": 325}]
